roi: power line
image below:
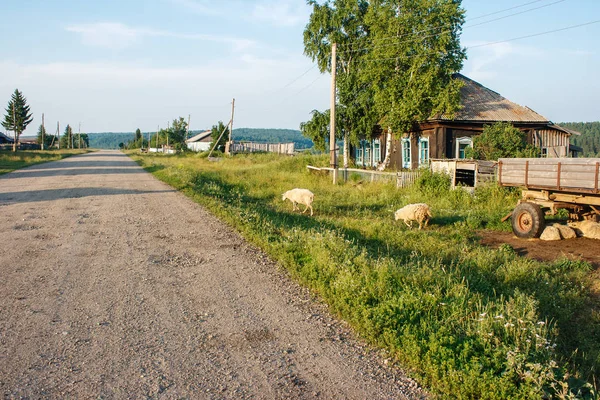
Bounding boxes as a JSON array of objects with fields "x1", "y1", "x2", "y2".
[
  {"x1": 338, "y1": 0, "x2": 566, "y2": 54},
  {"x1": 359, "y1": 19, "x2": 600, "y2": 63}
]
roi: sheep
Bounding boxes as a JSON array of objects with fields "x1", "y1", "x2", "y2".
[
  {"x1": 568, "y1": 220, "x2": 600, "y2": 240},
  {"x1": 394, "y1": 203, "x2": 432, "y2": 230},
  {"x1": 282, "y1": 188, "x2": 314, "y2": 216}
]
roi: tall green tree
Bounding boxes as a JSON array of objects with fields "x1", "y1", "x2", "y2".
[
  {"x1": 364, "y1": 0, "x2": 466, "y2": 134},
  {"x1": 2, "y1": 89, "x2": 34, "y2": 152},
  {"x1": 468, "y1": 122, "x2": 540, "y2": 160},
  {"x1": 36, "y1": 124, "x2": 54, "y2": 149},
  {"x1": 210, "y1": 121, "x2": 230, "y2": 153},
  {"x1": 303, "y1": 0, "x2": 377, "y2": 167},
  {"x1": 60, "y1": 124, "x2": 73, "y2": 149},
  {"x1": 135, "y1": 128, "x2": 142, "y2": 142},
  {"x1": 169, "y1": 117, "x2": 188, "y2": 150}
]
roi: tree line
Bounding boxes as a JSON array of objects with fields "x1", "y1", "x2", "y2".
[
  {"x1": 559, "y1": 121, "x2": 600, "y2": 157},
  {"x1": 2, "y1": 88, "x2": 89, "y2": 151}
]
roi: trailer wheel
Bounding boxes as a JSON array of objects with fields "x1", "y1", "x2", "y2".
[{"x1": 511, "y1": 202, "x2": 545, "y2": 238}]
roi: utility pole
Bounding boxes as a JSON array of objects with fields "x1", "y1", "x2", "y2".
[
  {"x1": 12, "y1": 103, "x2": 16, "y2": 152},
  {"x1": 228, "y1": 98, "x2": 235, "y2": 155},
  {"x1": 78, "y1": 122, "x2": 81, "y2": 149},
  {"x1": 156, "y1": 125, "x2": 159, "y2": 152},
  {"x1": 330, "y1": 42, "x2": 338, "y2": 184},
  {"x1": 166, "y1": 121, "x2": 170, "y2": 150},
  {"x1": 41, "y1": 113, "x2": 45, "y2": 150},
  {"x1": 187, "y1": 114, "x2": 190, "y2": 140},
  {"x1": 57, "y1": 121, "x2": 60, "y2": 150}
]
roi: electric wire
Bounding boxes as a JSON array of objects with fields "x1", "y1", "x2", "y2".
[{"x1": 338, "y1": 0, "x2": 567, "y2": 54}]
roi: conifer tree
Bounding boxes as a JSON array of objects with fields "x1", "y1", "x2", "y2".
[{"x1": 2, "y1": 89, "x2": 34, "y2": 152}]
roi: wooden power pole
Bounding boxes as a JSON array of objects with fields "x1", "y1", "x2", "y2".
[
  {"x1": 187, "y1": 114, "x2": 191, "y2": 140},
  {"x1": 330, "y1": 42, "x2": 338, "y2": 184},
  {"x1": 41, "y1": 113, "x2": 45, "y2": 150},
  {"x1": 78, "y1": 123, "x2": 82, "y2": 149},
  {"x1": 227, "y1": 98, "x2": 235, "y2": 155},
  {"x1": 57, "y1": 122, "x2": 60, "y2": 150}
]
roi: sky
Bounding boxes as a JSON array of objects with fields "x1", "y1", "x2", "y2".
[{"x1": 0, "y1": 0, "x2": 598, "y2": 135}]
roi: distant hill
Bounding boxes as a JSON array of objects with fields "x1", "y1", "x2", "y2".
[
  {"x1": 559, "y1": 122, "x2": 600, "y2": 157},
  {"x1": 232, "y1": 128, "x2": 313, "y2": 149},
  {"x1": 87, "y1": 128, "x2": 313, "y2": 150},
  {"x1": 88, "y1": 132, "x2": 137, "y2": 149}
]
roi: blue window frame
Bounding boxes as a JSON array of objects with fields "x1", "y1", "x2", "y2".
[
  {"x1": 419, "y1": 137, "x2": 429, "y2": 166},
  {"x1": 355, "y1": 139, "x2": 382, "y2": 167},
  {"x1": 402, "y1": 138, "x2": 411, "y2": 169}
]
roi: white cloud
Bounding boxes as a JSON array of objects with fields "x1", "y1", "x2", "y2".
[
  {"x1": 66, "y1": 22, "x2": 256, "y2": 51},
  {"x1": 250, "y1": 0, "x2": 310, "y2": 27}
]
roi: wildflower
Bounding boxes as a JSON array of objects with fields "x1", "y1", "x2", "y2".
[
  {"x1": 537, "y1": 321, "x2": 546, "y2": 326},
  {"x1": 480, "y1": 313, "x2": 487, "y2": 317},
  {"x1": 504, "y1": 322, "x2": 514, "y2": 328},
  {"x1": 494, "y1": 314, "x2": 504, "y2": 319},
  {"x1": 518, "y1": 319, "x2": 524, "y2": 324},
  {"x1": 439, "y1": 302, "x2": 446, "y2": 306}
]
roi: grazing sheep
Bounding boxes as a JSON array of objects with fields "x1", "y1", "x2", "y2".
[
  {"x1": 394, "y1": 203, "x2": 432, "y2": 230},
  {"x1": 282, "y1": 188, "x2": 314, "y2": 216},
  {"x1": 568, "y1": 220, "x2": 600, "y2": 240}
]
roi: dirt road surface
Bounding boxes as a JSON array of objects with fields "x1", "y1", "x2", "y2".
[{"x1": 0, "y1": 151, "x2": 424, "y2": 399}]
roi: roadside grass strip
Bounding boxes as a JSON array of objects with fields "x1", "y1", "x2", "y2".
[
  {"x1": 131, "y1": 151, "x2": 599, "y2": 399},
  {"x1": 0, "y1": 149, "x2": 91, "y2": 175}
]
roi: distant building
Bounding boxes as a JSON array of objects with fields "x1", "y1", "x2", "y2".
[
  {"x1": 352, "y1": 74, "x2": 581, "y2": 170},
  {"x1": 185, "y1": 130, "x2": 213, "y2": 152}
]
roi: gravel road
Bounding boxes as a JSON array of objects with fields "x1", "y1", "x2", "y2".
[{"x1": 0, "y1": 151, "x2": 425, "y2": 399}]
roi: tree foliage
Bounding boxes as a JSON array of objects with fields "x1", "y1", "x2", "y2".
[
  {"x1": 300, "y1": 109, "x2": 330, "y2": 151},
  {"x1": 560, "y1": 121, "x2": 600, "y2": 157},
  {"x1": 301, "y1": 0, "x2": 467, "y2": 147},
  {"x1": 364, "y1": 0, "x2": 466, "y2": 133},
  {"x1": 2, "y1": 89, "x2": 33, "y2": 151},
  {"x1": 60, "y1": 124, "x2": 74, "y2": 149},
  {"x1": 36, "y1": 124, "x2": 54, "y2": 149},
  {"x1": 210, "y1": 121, "x2": 230, "y2": 152},
  {"x1": 468, "y1": 122, "x2": 540, "y2": 160},
  {"x1": 303, "y1": 0, "x2": 377, "y2": 147}
]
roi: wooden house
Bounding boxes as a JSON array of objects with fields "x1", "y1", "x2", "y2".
[
  {"x1": 352, "y1": 74, "x2": 581, "y2": 170},
  {"x1": 185, "y1": 130, "x2": 213, "y2": 152}
]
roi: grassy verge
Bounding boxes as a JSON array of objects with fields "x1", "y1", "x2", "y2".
[
  {"x1": 0, "y1": 149, "x2": 92, "y2": 175},
  {"x1": 130, "y1": 151, "x2": 599, "y2": 399}
]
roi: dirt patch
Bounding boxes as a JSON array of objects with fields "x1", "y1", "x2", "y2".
[{"x1": 478, "y1": 230, "x2": 600, "y2": 268}]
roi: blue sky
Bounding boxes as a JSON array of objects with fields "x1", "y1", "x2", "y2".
[{"x1": 0, "y1": 0, "x2": 598, "y2": 135}]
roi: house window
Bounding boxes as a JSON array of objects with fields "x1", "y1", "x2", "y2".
[
  {"x1": 456, "y1": 137, "x2": 473, "y2": 159},
  {"x1": 355, "y1": 144, "x2": 364, "y2": 166},
  {"x1": 419, "y1": 137, "x2": 429, "y2": 166},
  {"x1": 373, "y1": 139, "x2": 381, "y2": 165},
  {"x1": 364, "y1": 140, "x2": 372, "y2": 167},
  {"x1": 402, "y1": 138, "x2": 411, "y2": 169}
]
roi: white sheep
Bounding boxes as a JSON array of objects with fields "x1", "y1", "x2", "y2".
[
  {"x1": 394, "y1": 203, "x2": 432, "y2": 230},
  {"x1": 282, "y1": 188, "x2": 314, "y2": 216},
  {"x1": 568, "y1": 220, "x2": 600, "y2": 240}
]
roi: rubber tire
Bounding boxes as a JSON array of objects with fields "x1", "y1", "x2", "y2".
[{"x1": 511, "y1": 202, "x2": 545, "y2": 238}]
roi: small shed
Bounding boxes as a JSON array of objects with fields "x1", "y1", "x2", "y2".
[
  {"x1": 186, "y1": 130, "x2": 212, "y2": 152},
  {"x1": 431, "y1": 159, "x2": 497, "y2": 191}
]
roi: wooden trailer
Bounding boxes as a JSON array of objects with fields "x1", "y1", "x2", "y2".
[{"x1": 498, "y1": 158, "x2": 600, "y2": 238}]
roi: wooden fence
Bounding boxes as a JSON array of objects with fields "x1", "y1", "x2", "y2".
[
  {"x1": 307, "y1": 166, "x2": 422, "y2": 188},
  {"x1": 231, "y1": 142, "x2": 295, "y2": 155}
]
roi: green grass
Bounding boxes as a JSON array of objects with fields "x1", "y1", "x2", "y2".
[
  {"x1": 0, "y1": 149, "x2": 91, "y2": 175},
  {"x1": 130, "y1": 151, "x2": 599, "y2": 399}
]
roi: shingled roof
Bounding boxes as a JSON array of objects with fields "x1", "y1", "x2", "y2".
[{"x1": 439, "y1": 74, "x2": 549, "y2": 123}]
